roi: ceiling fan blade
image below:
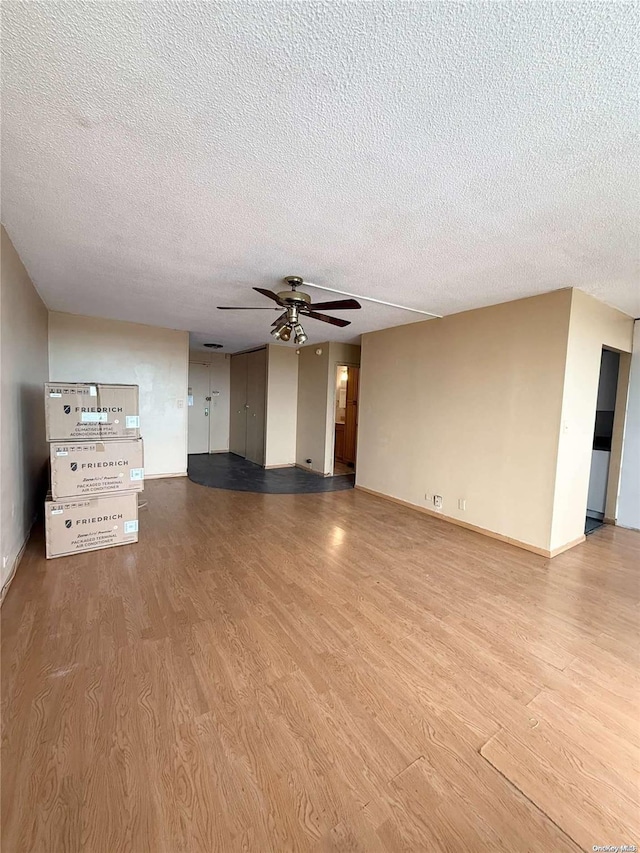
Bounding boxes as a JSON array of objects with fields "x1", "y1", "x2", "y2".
[
  {"x1": 272, "y1": 312, "x2": 288, "y2": 326},
  {"x1": 217, "y1": 306, "x2": 280, "y2": 310},
  {"x1": 307, "y1": 298, "x2": 361, "y2": 311},
  {"x1": 253, "y1": 287, "x2": 285, "y2": 305},
  {"x1": 304, "y1": 311, "x2": 351, "y2": 328}
]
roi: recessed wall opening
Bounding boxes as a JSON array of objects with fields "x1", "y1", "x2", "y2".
[
  {"x1": 333, "y1": 363, "x2": 359, "y2": 476},
  {"x1": 585, "y1": 348, "x2": 620, "y2": 534}
]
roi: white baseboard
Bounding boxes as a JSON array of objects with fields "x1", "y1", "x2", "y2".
[{"x1": 1, "y1": 515, "x2": 37, "y2": 606}]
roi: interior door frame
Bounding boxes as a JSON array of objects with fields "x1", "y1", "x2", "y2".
[
  {"x1": 604, "y1": 347, "x2": 632, "y2": 523},
  {"x1": 581, "y1": 344, "x2": 632, "y2": 527},
  {"x1": 328, "y1": 361, "x2": 360, "y2": 476}
]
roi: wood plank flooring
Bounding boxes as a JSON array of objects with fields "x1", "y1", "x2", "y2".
[{"x1": 2, "y1": 477, "x2": 639, "y2": 852}]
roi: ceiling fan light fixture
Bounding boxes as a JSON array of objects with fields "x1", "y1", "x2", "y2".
[
  {"x1": 217, "y1": 275, "x2": 361, "y2": 338},
  {"x1": 293, "y1": 323, "x2": 307, "y2": 345}
]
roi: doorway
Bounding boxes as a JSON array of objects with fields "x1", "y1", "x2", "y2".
[
  {"x1": 187, "y1": 357, "x2": 231, "y2": 456},
  {"x1": 585, "y1": 348, "x2": 620, "y2": 534},
  {"x1": 333, "y1": 364, "x2": 359, "y2": 475},
  {"x1": 188, "y1": 362, "x2": 211, "y2": 454}
]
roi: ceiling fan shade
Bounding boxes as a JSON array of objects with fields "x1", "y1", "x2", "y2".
[{"x1": 293, "y1": 324, "x2": 307, "y2": 344}]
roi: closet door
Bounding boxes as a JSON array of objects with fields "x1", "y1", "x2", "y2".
[
  {"x1": 245, "y1": 348, "x2": 266, "y2": 465},
  {"x1": 229, "y1": 353, "x2": 248, "y2": 457}
]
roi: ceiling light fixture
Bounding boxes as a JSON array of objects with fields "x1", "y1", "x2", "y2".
[
  {"x1": 293, "y1": 323, "x2": 307, "y2": 345},
  {"x1": 271, "y1": 321, "x2": 293, "y2": 342},
  {"x1": 271, "y1": 317, "x2": 307, "y2": 345},
  {"x1": 218, "y1": 277, "x2": 361, "y2": 342},
  {"x1": 271, "y1": 323, "x2": 288, "y2": 340}
]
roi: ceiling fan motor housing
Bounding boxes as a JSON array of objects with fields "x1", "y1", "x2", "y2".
[{"x1": 278, "y1": 289, "x2": 311, "y2": 305}]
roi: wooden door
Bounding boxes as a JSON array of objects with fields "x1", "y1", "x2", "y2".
[
  {"x1": 334, "y1": 423, "x2": 346, "y2": 463},
  {"x1": 344, "y1": 366, "x2": 359, "y2": 465},
  {"x1": 245, "y1": 348, "x2": 266, "y2": 465},
  {"x1": 229, "y1": 353, "x2": 248, "y2": 457},
  {"x1": 187, "y1": 363, "x2": 210, "y2": 454}
]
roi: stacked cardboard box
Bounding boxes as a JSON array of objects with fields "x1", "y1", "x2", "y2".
[{"x1": 43, "y1": 383, "x2": 144, "y2": 559}]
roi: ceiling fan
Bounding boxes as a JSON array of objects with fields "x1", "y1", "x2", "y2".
[{"x1": 217, "y1": 276, "x2": 361, "y2": 344}]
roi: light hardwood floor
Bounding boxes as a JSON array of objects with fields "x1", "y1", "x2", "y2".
[{"x1": 2, "y1": 478, "x2": 639, "y2": 852}]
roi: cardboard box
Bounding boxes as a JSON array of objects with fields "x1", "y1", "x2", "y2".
[
  {"x1": 45, "y1": 383, "x2": 140, "y2": 441},
  {"x1": 50, "y1": 439, "x2": 144, "y2": 500},
  {"x1": 44, "y1": 493, "x2": 139, "y2": 559}
]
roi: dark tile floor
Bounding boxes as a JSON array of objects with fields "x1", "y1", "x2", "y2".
[
  {"x1": 188, "y1": 453, "x2": 355, "y2": 494},
  {"x1": 585, "y1": 516, "x2": 604, "y2": 535}
]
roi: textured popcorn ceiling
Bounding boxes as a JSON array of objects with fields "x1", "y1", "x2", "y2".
[{"x1": 2, "y1": 1, "x2": 638, "y2": 351}]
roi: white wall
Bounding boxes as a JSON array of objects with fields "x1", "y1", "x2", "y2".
[
  {"x1": 1, "y1": 227, "x2": 49, "y2": 594},
  {"x1": 550, "y1": 289, "x2": 634, "y2": 550},
  {"x1": 265, "y1": 345, "x2": 298, "y2": 467},
  {"x1": 617, "y1": 322, "x2": 640, "y2": 530},
  {"x1": 49, "y1": 313, "x2": 189, "y2": 477},
  {"x1": 188, "y1": 351, "x2": 230, "y2": 452}
]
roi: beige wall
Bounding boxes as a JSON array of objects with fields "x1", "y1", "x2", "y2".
[
  {"x1": 357, "y1": 290, "x2": 573, "y2": 552},
  {"x1": 1, "y1": 227, "x2": 49, "y2": 593},
  {"x1": 265, "y1": 345, "x2": 298, "y2": 467},
  {"x1": 296, "y1": 344, "x2": 330, "y2": 473},
  {"x1": 550, "y1": 290, "x2": 634, "y2": 550},
  {"x1": 188, "y1": 351, "x2": 230, "y2": 452},
  {"x1": 49, "y1": 313, "x2": 189, "y2": 478}
]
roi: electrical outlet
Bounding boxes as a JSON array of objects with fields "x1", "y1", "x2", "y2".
[
  {"x1": 458, "y1": 498, "x2": 466, "y2": 511},
  {"x1": 434, "y1": 495, "x2": 443, "y2": 509}
]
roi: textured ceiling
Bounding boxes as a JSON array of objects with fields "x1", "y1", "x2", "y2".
[{"x1": 2, "y1": 1, "x2": 638, "y2": 352}]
